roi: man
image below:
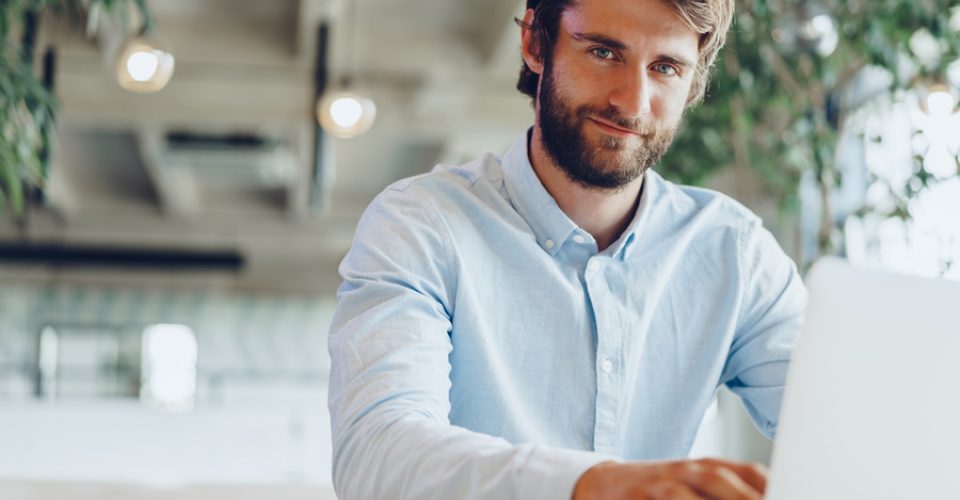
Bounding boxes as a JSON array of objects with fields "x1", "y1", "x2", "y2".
[{"x1": 328, "y1": 0, "x2": 806, "y2": 498}]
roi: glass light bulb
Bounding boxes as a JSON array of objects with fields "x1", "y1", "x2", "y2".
[
  {"x1": 330, "y1": 97, "x2": 364, "y2": 128},
  {"x1": 115, "y1": 34, "x2": 175, "y2": 93},
  {"x1": 317, "y1": 91, "x2": 377, "y2": 138},
  {"x1": 126, "y1": 50, "x2": 160, "y2": 82}
]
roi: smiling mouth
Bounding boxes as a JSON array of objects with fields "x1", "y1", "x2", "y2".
[{"x1": 588, "y1": 117, "x2": 640, "y2": 137}]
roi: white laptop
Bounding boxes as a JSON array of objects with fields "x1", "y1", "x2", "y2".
[{"x1": 766, "y1": 257, "x2": 960, "y2": 499}]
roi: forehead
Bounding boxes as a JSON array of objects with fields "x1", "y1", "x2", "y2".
[{"x1": 560, "y1": 0, "x2": 700, "y2": 56}]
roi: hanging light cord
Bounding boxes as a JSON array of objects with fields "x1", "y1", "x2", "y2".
[{"x1": 342, "y1": 0, "x2": 359, "y2": 88}]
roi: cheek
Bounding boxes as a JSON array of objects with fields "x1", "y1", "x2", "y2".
[
  {"x1": 552, "y1": 63, "x2": 591, "y2": 97},
  {"x1": 551, "y1": 58, "x2": 610, "y2": 101},
  {"x1": 655, "y1": 85, "x2": 692, "y2": 122}
]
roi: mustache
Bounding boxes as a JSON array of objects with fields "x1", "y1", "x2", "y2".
[{"x1": 580, "y1": 106, "x2": 655, "y2": 136}]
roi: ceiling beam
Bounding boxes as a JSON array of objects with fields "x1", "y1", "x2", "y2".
[{"x1": 137, "y1": 128, "x2": 202, "y2": 217}]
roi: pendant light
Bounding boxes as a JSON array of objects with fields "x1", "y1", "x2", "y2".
[
  {"x1": 114, "y1": 0, "x2": 175, "y2": 93},
  {"x1": 316, "y1": 0, "x2": 376, "y2": 139},
  {"x1": 318, "y1": 90, "x2": 377, "y2": 138}
]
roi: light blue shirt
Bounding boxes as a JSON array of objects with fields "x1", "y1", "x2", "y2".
[{"x1": 328, "y1": 131, "x2": 807, "y2": 500}]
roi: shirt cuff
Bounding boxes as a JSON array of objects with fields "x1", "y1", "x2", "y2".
[{"x1": 516, "y1": 446, "x2": 615, "y2": 500}]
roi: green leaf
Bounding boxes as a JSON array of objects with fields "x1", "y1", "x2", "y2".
[{"x1": 0, "y1": 146, "x2": 23, "y2": 214}]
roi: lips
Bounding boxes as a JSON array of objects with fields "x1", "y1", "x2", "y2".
[{"x1": 588, "y1": 117, "x2": 641, "y2": 137}]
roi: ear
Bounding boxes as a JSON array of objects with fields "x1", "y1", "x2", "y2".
[{"x1": 519, "y1": 9, "x2": 544, "y2": 75}]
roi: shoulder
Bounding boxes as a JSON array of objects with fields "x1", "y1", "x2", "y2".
[
  {"x1": 653, "y1": 175, "x2": 800, "y2": 292},
  {"x1": 355, "y1": 152, "x2": 507, "y2": 240},
  {"x1": 648, "y1": 170, "x2": 761, "y2": 234},
  {"x1": 383, "y1": 153, "x2": 504, "y2": 203},
  {"x1": 642, "y1": 171, "x2": 787, "y2": 283}
]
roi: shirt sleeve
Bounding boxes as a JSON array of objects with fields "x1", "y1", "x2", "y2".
[
  {"x1": 328, "y1": 185, "x2": 607, "y2": 500},
  {"x1": 721, "y1": 215, "x2": 809, "y2": 439}
]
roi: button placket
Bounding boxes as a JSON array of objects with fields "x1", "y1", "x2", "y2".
[{"x1": 586, "y1": 257, "x2": 622, "y2": 453}]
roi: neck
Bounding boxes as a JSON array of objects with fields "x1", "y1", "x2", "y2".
[{"x1": 528, "y1": 126, "x2": 644, "y2": 252}]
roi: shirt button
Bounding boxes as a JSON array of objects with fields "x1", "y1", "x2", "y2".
[
  {"x1": 601, "y1": 358, "x2": 614, "y2": 373},
  {"x1": 544, "y1": 239, "x2": 555, "y2": 249},
  {"x1": 573, "y1": 235, "x2": 586, "y2": 244}
]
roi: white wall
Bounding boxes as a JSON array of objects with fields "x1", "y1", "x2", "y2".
[
  {"x1": 0, "y1": 396, "x2": 331, "y2": 486},
  {"x1": 0, "y1": 283, "x2": 337, "y2": 487}
]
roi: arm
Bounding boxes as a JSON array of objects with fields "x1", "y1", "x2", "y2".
[
  {"x1": 721, "y1": 216, "x2": 808, "y2": 438},
  {"x1": 328, "y1": 186, "x2": 604, "y2": 500}
]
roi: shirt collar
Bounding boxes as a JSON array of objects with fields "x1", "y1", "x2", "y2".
[
  {"x1": 604, "y1": 169, "x2": 660, "y2": 260},
  {"x1": 500, "y1": 129, "x2": 660, "y2": 259},
  {"x1": 500, "y1": 130, "x2": 578, "y2": 256}
]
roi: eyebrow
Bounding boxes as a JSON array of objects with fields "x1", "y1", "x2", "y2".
[
  {"x1": 571, "y1": 31, "x2": 694, "y2": 68},
  {"x1": 571, "y1": 31, "x2": 628, "y2": 51}
]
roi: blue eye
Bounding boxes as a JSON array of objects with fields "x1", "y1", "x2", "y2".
[
  {"x1": 591, "y1": 47, "x2": 615, "y2": 60},
  {"x1": 654, "y1": 63, "x2": 679, "y2": 76}
]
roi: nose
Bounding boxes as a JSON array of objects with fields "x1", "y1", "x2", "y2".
[{"x1": 608, "y1": 69, "x2": 651, "y2": 118}]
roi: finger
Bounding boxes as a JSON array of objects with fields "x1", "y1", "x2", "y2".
[
  {"x1": 678, "y1": 463, "x2": 761, "y2": 500},
  {"x1": 696, "y1": 458, "x2": 768, "y2": 493},
  {"x1": 647, "y1": 479, "x2": 704, "y2": 500}
]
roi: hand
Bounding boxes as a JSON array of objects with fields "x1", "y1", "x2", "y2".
[{"x1": 572, "y1": 457, "x2": 767, "y2": 500}]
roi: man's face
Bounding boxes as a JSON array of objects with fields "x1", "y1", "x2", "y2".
[{"x1": 533, "y1": 0, "x2": 700, "y2": 190}]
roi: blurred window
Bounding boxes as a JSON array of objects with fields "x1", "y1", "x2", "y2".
[
  {"x1": 37, "y1": 325, "x2": 142, "y2": 400},
  {"x1": 140, "y1": 324, "x2": 198, "y2": 412},
  {"x1": 36, "y1": 323, "x2": 199, "y2": 412}
]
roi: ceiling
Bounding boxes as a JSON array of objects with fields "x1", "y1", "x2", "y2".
[{"x1": 0, "y1": 0, "x2": 534, "y2": 293}]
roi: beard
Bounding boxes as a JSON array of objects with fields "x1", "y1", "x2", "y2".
[{"x1": 537, "y1": 61, "x2": 678, "y2": 191}]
